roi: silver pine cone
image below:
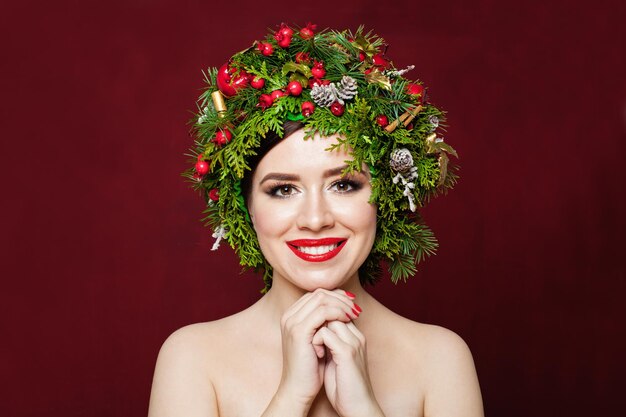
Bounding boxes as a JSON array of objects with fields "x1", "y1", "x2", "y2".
[
  {"x1": 311, "y1": 83, "x2": 337, "y2": 107},
  {"x1": 390, "y1": 148, "x2": 414, "y2": 173},
  {"x1": 337, "y1": 76, "x2": 357, "y2": 101}
]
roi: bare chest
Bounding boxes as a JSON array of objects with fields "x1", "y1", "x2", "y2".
[{"x1": 213, "y1": 350, "x2": 425, "y2": 417}]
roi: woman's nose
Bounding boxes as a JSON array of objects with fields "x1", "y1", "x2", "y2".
[{"x1": 296, "y1": 191, "x2": 334, "y2": 231}]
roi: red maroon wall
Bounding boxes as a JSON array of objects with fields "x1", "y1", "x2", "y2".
[{"x1": 2, "y1": 1, "x2": 625, "y2": 416}]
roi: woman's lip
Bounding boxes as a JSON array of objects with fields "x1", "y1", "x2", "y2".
[
  {"x1": 286, "y1": 237, "x2": 345, "y2": 247},
  {"x1": 286, "y1": 238, "x2": 347, "y2": 262}
]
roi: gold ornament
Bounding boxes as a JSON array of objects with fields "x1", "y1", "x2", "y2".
[{"x1": 211, "y1": 90, "x2": 227, "y2": 118}]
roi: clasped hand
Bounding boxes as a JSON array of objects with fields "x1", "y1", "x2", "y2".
[{"x1": 278, "y1": 289, "x2": 383, "y2": 417}]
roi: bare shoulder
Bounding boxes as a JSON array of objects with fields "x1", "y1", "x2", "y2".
[
  {"x1": 401, "y1": 320, "x2": 484, "y2": 417},
  {"x1": 366, "y1": 304, "x2": 483, "y2": 417},
  {"x1": 148, "y1": 315, "x2": 245, "y2": 417}
]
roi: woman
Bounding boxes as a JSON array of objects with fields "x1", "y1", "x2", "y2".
[{"x1": 149, "y1": 25, "x2": 483, "y2": 416}]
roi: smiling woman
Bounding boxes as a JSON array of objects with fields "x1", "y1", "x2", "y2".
[
  {"x1": 248, "y1": 128, "x2": 377, "y2": 292},
  {"x1": 148, "y1": 24, "x2": 483, "y2": 417}
]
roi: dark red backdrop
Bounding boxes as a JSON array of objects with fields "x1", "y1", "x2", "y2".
[{"x1": 2, "y1": 0, "x2": 625, "y2": 416}]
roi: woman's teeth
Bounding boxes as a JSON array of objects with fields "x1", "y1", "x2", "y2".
[{"x1": 296, "y1": 244, "x2": 338, "y2": 255}]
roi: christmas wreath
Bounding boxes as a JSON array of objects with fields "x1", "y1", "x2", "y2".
[{"x1": 185, "y1": 24, "x2": 458, "y2": 291}]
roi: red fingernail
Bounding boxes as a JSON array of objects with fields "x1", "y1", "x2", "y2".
[
  {"x1": 345, "y1": 290, "x2": 356, "y2": 298},
  {"x1": 352, "y1": 307, "x2": 360, "y2": 316},
  {"x1": 354, "y1": 303, "x2": 362, "y2": 313}
]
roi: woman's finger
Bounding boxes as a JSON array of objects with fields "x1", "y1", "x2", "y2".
[
  {"x1": 285, "y1": 292, "x2": 357, "y2": 332},
  {"x1": 327, "y1": 320, "x2": 362, "y2": 347}
]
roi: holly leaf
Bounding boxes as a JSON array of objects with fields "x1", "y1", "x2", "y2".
[
  {"x1": 282, "y1": 62, "x2": 312, "y2": 79},
  {"x1": 289, "y1": 73, "x2": 309, "y2": 87}
]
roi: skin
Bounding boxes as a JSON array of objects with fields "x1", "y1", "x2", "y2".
[{"x1": 148, "y1": 130, "x2": 484, "y2": 417}]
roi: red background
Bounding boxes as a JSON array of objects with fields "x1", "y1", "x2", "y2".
[{"x1": 2, "y1": 0, "x2": 625, "y2": 416}]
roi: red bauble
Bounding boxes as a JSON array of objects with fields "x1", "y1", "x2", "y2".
[
  {"x1": 376, "y1": 114, "x2": 389, "y2": 127},
  {"x1": 250, "y1": 77, "x2": 265, "y2": 89},
  {"x1": 257, "y1": 42, "x2": 274, "y2": 56},
  {"x1": 311, "y1": 60, "x2": 326, "y2": 78},
  {"x1": 216, "y1": 63, "x2": 249, "y2": 97},
  {"x1": 295, "y1": 51, "x2": 310, "y2": 63},
  {"x1": 214, "y1": 129, "x2": 232, "y2": 146},
  {"x1": 258, "y1": 94, "x2": 273, "y2": 109},
  {"x1": 372, "y1": 53, "x2": 391, "y2": 69},
  {"x1": 270, "y1": 89, "x2": 286, "y2": 101},
  {"x1": 301, "y1": 101, "x2": 315, "y2": 117},
  {"x1": 300, "y1": 22, "x2": 317, "y2": 39},
  {"x1": 287, "y1": 81, "x2": 303, "y2": 96},
  {"x1": 195, "y1": 160, "x2": 209, "y2": 175},
  {"x1": 278, "y1": 23, "x2": 294, "y2": 38},
  {"x1": 406, "y1": 83, "x2": 425, "y2": 102},
  {"x1": 209, "y1": 188, "x2": 219, "y2": 201},
  {"x1": 330, "y1": 101, "x2": 345, "y2": 116}
]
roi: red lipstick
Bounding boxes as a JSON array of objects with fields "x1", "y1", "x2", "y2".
[{"x1": 286, "y1": 238, "x2": 347, "y2": 262}]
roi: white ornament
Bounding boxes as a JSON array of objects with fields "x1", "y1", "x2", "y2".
[
  {"x1": 390, "y1": 148, "x2": 419, "y2": 212},
  {"x1": 211, "y1": 224, "x2": 227, "y2": 251}
]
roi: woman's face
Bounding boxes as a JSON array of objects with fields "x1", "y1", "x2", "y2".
[{"x1": 248, "y1": 129, "x2": 377, "y2": 291}]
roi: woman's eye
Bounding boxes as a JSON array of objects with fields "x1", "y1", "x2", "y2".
[
  {"x1": 270, "y1": 184, "x2": 297, "y2": 197},
  {"x1": 331, "y1": 180, "x2": 360, "y2": 193}
]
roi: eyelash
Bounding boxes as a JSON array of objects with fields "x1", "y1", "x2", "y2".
[{"x1": 266, "y1": 179, "x2": 363, "y2": 198}]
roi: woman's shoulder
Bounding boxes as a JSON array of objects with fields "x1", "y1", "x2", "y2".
[
  {"x1": 157, "y1": 311, "x2": 250, "y2": 362},
  {"x1": 370, "y1": 299, "x2": 472, "y2": 358},
  {"x1": 380, "y1": 312, "x2": 483, "y2": 415},
  {"x1": 148, "y1": 313, "x2": 252, "y2": 416}
]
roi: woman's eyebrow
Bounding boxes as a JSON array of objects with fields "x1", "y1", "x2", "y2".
[
  {"x1": 259, "y1": 165, "x2": 367, "y2": 185},
  {"x1": 259, "y1": 173, "x2": 300, "y2": 185},
  {"x1": 324, "y1": 165, "x2": 369, "y2": 178}
]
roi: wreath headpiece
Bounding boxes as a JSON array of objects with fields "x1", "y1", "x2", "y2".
[{"x1": 185, "y1": 24, "x2": 458, "y2": 291}]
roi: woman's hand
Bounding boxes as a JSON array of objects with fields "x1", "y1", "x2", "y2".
[
  {"x1": 313, "y1": 320, "x2": 385, "y2": 417},
  {"x1": 271, "y1": 288, "x2": 358, "y2": 414}
]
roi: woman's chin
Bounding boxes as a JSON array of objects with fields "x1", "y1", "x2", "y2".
[{"x1": 283, "y1": 268, "x2": 358, "y2": 292}]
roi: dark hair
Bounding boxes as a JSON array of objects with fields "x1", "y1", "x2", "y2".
[{"x1": 240, "y1": 120, "x2": 305, "y2": 205}]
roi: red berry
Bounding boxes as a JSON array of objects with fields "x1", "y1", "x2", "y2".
[
  {"x1": 258, "y1": 42, "x2": 273, "y2": 56},
  {"x1": 359, "y1": 51, "x2": 366, "y2": 62},
  {"x1": 214, "y1": 129, "x2": 232, "y2": 146},
  {"x1": 250, "y1": 77, "x2": 265, "y2": 89},
  {"x1": 376, "y1": 114, "x2": 389, "y2": 127},
  {"x1": 195, "y1": 160, "x2": 209, "y2": 175},
  {"x1": 311, "y1": 60, "x2": 326, "y2": 78},
  {"x1": 330, "y1": 101, "x2": 345, "y2": 116},
  {"x1": 275, "y1": 32, "x2": 292, "y2": 48},
  {"x1": 216, "y1": 63, "x2": 249, "y2": 97},
  {"x1": 364, "y1": 68, "x2": 374, "y2": 75},
  {"x1": 258, "y1": 94, "x2": 273, "y2": 109},
  {"x1": 300, "y1": 28, "x2": 314, "y2": 39},
  {"x1": 295, "y1": 51, "x2": 310, "y2": 63},
  {"x1": 209, "y1": 188, "x2": 219, "y2": 201},
  {"x1": 287, "y1": 81, "x2": 303, "y2": 96},
  {"x1": 299, "y1": 22, "x2": 316, "y2": 39},
  {"x1": 372, "y1": 53, "x2": 390, "y2": 68},
  {"x1": 278, "y1": 23, "x2": 294, "y2": 38},
  {"x1": 301, "y1": 101, "x2": 315, "y2": 117},
  {"x1": 270, "y1": 89, "x2": 286, "y2": 101},
  {"x1": 406, "y1": 123, "x2": 414, "y2": 130}
]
